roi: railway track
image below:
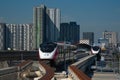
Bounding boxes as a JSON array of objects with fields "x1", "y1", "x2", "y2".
[{"x1": 38, "y1": 61, "x2": 54, "y2": 80}]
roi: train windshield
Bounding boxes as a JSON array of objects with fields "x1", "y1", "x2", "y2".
[
  {"x1": 40, "y1": 42, "x2": 57, "y2": 52},
  {"x1": 92, "y1": 46, "x2": 100, "y2": 51}
]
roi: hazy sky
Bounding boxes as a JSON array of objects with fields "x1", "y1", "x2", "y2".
[{"x1": 0, "y1": 0, "x2": 120, "y2": 42}]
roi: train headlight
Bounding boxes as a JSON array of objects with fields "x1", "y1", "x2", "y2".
[{"x1": 44, "y1": 54, "x2": 49, "y2": 56}]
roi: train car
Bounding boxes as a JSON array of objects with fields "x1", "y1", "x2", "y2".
[
  {"x1": 38, "y1": 42, "x2": 76, "y2": 60},
  {"x1": 76, "y1": 43, "x2": 101, "y2": 55}
]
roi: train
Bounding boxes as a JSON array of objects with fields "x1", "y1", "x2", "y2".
[
  {"x1": 91, "y1": 46, "x2": 100, "y2": 54},
  {"x1": 38, "y1": 42, "x2": 76, "y2": 60},
  {"x1": 38, "y1": 42, "x2": 101, "y2": 61}
]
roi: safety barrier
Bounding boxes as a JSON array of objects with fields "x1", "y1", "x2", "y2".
[
  {"x1": 17, "y1": 60, "x2": 33, "y2": 71},
  {"x1": 68, "y1": 55, "x2": 95, "y2": 80},
  {"x1": 68, "y1": 65, "x2": 91, "y2": 80}
]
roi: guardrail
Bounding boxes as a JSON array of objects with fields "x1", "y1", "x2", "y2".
[
  {"x1": 68, "y1": 65, "x2": 91, "y2": 80},
  {"x1": 17, "y1": 60, "x2": 33, "y2": 71},
  {"x1": 72, "y1": 55, "x2": 95, "y2": 71},
  {"x1": 68, "y1": 55, "x2": 95, "y2": 80}
]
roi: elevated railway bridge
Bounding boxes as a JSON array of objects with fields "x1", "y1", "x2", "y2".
[{"x1": 0, "y1": 43, "x2": 103, "y2": 80}]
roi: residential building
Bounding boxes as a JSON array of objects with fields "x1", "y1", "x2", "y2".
[
  {"x1": 0, "y1": 23, "x2": 6, "y2": 50},
  {"x1": 80, "y1": 39, "x2": 90, "y2": 45},
  {"x1": 6, "y1": 24, "x2": 33, "y2": 50},
  {"x1": 47, "y1": 8, "x2": 60, "y2": 42},
  {"x1": 60, "y1": 22, "x2": 80, "y2": 44},
  {"x1": 83, "y1": 32, "x2": 94, "y2": 45},
  {"x1": 33, "y1": 4, "x2": 60, "y2": 49},
  {"x1": 103, "y1": 31, "x2": 118, "y2": 47},
  {"x1": 33, "y1": 4, "x2": 47, "y2": 49}
]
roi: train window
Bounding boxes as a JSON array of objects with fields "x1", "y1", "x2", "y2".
[{"x1": 40, "y1": 42, "x2": 57, "y2": 52}]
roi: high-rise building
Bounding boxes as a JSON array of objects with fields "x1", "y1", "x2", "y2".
[
  {"x1": 83, "y1": 32, "x2": 94, "y2": 45},
  {"x1": 60, "y1": 23, "x2": 69, "y2": 41},
  {"x1": 6, "y1": 24, "x2": 17, "y2": 50},
  {"x1": 103, "y1": 31, "x2": 118, "y2": 47},
  {"x1": 60, "y1": 22, "x2": 80, "y2": 44},
  {"x1": 6, "y1": 24, "x2": 33, "y2": 50},
  {"x1": 33, "y1": 4, "x2": 60, "y2": 49},
  {"x1": 47, "y1": 8, "x2": 60, "y2": 42},
  {"x1": 33, "y1": 5, "x2": 47, "y2": 49},
  {"x1": 0, "y1": 23, "x2": 6, "y2": 50}
]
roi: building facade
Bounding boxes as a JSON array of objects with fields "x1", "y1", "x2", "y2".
[
  {"x1": 6, "y1": 24, "x2": 33, "y2": 50},
  {"x1": 0, "y1": 23, "x2": 6, "y2": 50},
  {"x1": 103, "y1": 31, "x2": 118, "y2": 47},
  {"x1": 83, "y1": 32, "x2": 94, "y2": 45},
  {"x1": 33, "y1": 4, "x2": 60, "y2": 49},
  {"x1": 33, "y1": 5, "x2": 47, "y2": 49},
  {"x1": 80, "y1": 39, "x2": 90, "y2": 45},
  {"x1": 60, "y1": 22, "x2": 80, "y2": 44},
  {"x1": 47, "y1": 8, "x2": 60, "y2": 42}
]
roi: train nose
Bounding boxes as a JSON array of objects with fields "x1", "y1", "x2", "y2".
[{"x1": 91, "y1": 46, "x2": 100, "y2": 54}]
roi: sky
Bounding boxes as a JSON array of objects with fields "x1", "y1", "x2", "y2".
[{"x1": 0, "y1": 0, "x2": 120, "y2": 42}]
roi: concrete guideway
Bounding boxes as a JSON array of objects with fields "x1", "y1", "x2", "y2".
[
  {"x1": 53, "y1": 55, "x2": 94, "y2": 80},
  {"x1": 67, "y1": 55, "x2": 95, "y2": 80}
]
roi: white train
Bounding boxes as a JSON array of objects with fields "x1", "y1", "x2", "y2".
[
  {"x1": 38, "y1": 42, "x2": 76, "y2": 60},
  {"x1": 91, "y1": 46, "x2": 100, "y2": 54}
]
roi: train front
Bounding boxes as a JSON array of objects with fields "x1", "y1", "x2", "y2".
[
  {"x1": 91, "y1": 46, "x2": 100, "y2": 54},
  {"x1": 38, "y1": 42, "x2": 58, "y2": 60}
]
